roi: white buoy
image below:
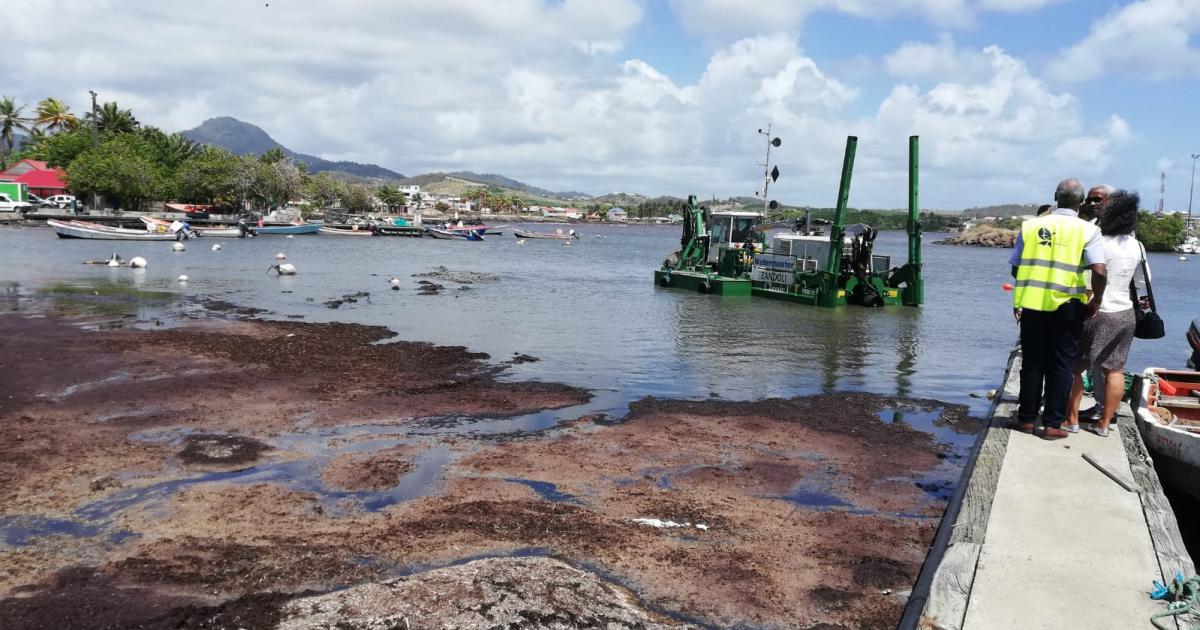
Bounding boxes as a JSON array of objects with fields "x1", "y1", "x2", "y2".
[
  {"x1": 389, "y1": 277, "x2": 401, "y2": 285},
  {"x1": 276, "y1": 263, "x2": 297, "y2": 275},
  {"x1": 129, "y1": 257, "x2": 148, "y2": 268},
  {"x1": 212, "y1": 243, "x2": 222, "y2": 251},
  {"x1": 275, "y1": 252, "x2": 287, "y2": 260},
  {"x1": 286, "y1": 235, "x2": 295, "y2": 239},
  {"x1": 1181, "y1": 256, "x2": 1188, "y2": 261},
  {"x1": 178, "y1": 274, "x2": 188, "y2": 282},
  {"x1": 517, "y1": 239, "x2": 526, "y2": 244},
  {"x1": 172, "y1": 242, "x2": 185, "y2": 252}
]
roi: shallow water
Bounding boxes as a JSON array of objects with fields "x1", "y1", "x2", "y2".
[{"x1": 1, "y1": 222, "x2": 1194, "y2": 545}]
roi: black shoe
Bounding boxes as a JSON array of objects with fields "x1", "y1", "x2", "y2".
[{"x1": 1078, "y1": 406, "x2": 1100, "y2": 422}]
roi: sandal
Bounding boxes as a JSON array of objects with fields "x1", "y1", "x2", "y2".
[
  {"x1": 1063, "y1": 423, "x2": 1080, "y2": 434},
  {"x1": 1087, "y1": 425, "x2": 1109, "y2": 437}
]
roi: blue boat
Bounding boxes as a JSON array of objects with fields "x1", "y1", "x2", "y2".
[{"x1": 253, "y1": 222, "x2": 322, "y2": 235}]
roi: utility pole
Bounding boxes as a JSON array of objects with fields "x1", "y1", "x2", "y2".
[
  {"x1": 89, "y1": 90, "x2": 99, "y2": 213},
  {"x1": 1189, "y1": 153, "x2": 1198, "y2": 236}
]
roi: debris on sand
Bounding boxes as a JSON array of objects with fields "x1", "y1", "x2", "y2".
[
  {"x1": 177, "y1": 434, "x2": 270, "y2": 467},
  {"x1": 324, "y1": 291, "x2": 371, "y2": 309},
  {"x1": 274, "y1": 557, "x2": 693, "y2": 629},
  {"x1": 632, "y1": 517, "x2": 710, "y2": 531},
  {"x1": 416, "y1": 280, "x2": 445, "y2": 295}
]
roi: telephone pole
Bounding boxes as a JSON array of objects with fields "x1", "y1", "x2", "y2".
[
  {"x1": 89, "y1": 90, "x2": 99, "y2": 213},
  {"x1": 1188, "y1": 153, "x2": 1198, "y2": 236}
]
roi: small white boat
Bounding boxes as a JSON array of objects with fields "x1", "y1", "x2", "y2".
[
  {"x1": 49, "y1": 219, "x2": 185, "y2": 241},
  {"x1": 319, "y1": 226, "x2": 374, "y2": 236},
  {"x1": 427, "y1": 227, "x2": 483, "y2": 241},
  {"x1": 1136, "y1": 368, "x2": 1200, "y2": 502}
]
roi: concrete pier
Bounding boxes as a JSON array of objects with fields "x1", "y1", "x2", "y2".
[{"x1": 913, "y1": 349, "x2": 1197, "y2": 629}]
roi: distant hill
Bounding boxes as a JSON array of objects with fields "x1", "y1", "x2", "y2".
[
  {"x1": 181, "y1": 117, "x2": 405, "y2": 180},
  {"x1": 591, "y1": 191, "x2": 648, "y2": 206}
]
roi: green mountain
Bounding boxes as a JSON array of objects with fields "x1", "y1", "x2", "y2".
[{"x1": 181, "y1": 117, "x2": 405, "y2": 180}]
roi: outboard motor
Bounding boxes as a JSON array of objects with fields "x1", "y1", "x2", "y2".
[
  {"x1": 1188, "y1": 317, "x2": 1200, "y2": 370},
  {"x1": 237, "y1": 219, "x2": 256, "y2": 238}
]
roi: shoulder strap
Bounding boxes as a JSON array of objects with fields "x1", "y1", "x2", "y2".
[{"x1": 1139, "y1": 243, "x2": 1158, "y2": 313}]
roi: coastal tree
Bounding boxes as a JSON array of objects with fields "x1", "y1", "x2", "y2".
[
  {"x1": 86, "y1": 101, "x2": 139, "y2": 134},
  {"x1": 236, "y1": 156, "x2": 303, "y2": 211},
  {"x1": 340, "y1": 182, "x2": 374, "y2": 214},
  {"x1": 1136, "y1": 211, "x2": 1186, "y2": 252},
  {"x1": 0, "y1": 96, "x2": 29, "y2": 168},
  {"x1": 39, "y1": 128, "x2": 94, "y2": 169},
  {"x1": 260, "y1": 146, "x2": 286, "y2": 164},
  {"x1": 175, "y1": 146, "x2": 240, "y2": 205},
  {"x1": 66, "y1": 133, "x2": 170, "y2": 211},
  {"x1": 138, "y1": 127, "x2": 200, "y2": 170},
  {"x1": 305, "y1": 172, "x2": 343, "y2": 211},
  {"x1": 34, "y1": 98, "x2": 80, "y2": 133},
  {"x1": 375, "y1": 184, "x2": 407, "y2": 211}
]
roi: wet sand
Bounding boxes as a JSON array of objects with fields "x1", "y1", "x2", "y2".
[{"x1": 0, "y1": 311, "x2": 974, "y2": 629}]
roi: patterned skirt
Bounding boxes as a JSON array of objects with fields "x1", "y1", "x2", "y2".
[{"x1": 1080, "y1": 308, "x2": 1136, "y2": 372}]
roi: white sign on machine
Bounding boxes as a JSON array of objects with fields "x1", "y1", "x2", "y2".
[{"x1": 752, "y1": 253, "x2": 796, "y2": 286}]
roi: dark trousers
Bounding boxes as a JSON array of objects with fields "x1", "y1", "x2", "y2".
[{"x1": 1018, "y1": 300, "x2": 1086, "y2": 428}]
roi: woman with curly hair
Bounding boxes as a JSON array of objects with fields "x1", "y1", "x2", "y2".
[{"x1": 1064, "y1": 189, "x2": 1150, "y2": 436}]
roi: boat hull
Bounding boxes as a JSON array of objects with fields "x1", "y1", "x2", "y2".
[
  {"x1": 254, "y1": 223, "x2": 321, "y2": 235},
  {"x1": 319, "y1": 226, "x2": 375, "y2": 236},
  {"x1": 513, "y1": 228, "x2": 577, "y2": 240},
  {"x1": 49, "y1": 220, "x2": 182, "y2": 241},
  {"x1": 654, "y1": 269, "x2": 751, "y2": 296},
  {"x1": 1135, "y1": 369, "x2": 1200, "y2": 502},
  {"x1": 427, "y1": 228, "x2": 482, "y2": 240}
]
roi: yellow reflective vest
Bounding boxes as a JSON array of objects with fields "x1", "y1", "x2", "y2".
[{"x1": 1013, "y1": 214, "x2": 1095, "y2": 312}]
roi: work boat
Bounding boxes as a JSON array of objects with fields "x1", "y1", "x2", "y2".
[
  {"x1": 654, "y1": 130, "x2": 924, "y2": 308},
  {"x1": 1134, "y1": 317, "x2": 1200, "y2": 502}
]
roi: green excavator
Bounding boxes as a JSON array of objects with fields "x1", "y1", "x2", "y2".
[{"x1": 654, "y1": 134, "x2": 924, "y2": 307}]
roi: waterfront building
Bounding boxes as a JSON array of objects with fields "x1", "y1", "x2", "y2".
[
  {"x1": 607, "y1": 207, "x2": 628, "y2": 222},
  {"x1": 0, "y1": 159, "x2": 68, "y2": 199}
]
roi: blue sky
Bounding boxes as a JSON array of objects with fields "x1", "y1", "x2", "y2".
[{"x1": 3, "y1": 0, "x2": 1198, "y2": 210}]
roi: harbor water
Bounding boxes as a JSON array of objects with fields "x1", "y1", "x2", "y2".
[{"x1": 0, "y1": 223, "x2": 1194, "y2": 416}]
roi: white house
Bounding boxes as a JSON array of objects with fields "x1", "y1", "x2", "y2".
[{"x1": 607, "y1": 207, "x2": 628, "y2": 222}]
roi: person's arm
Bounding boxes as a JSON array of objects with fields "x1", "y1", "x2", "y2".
[
  {"x1": 1087, "y1": 263, "x2": 1106, "y2": 317},
  {"x1": 1009, "y1": 231, "x2": 1024, "y2": 278}
]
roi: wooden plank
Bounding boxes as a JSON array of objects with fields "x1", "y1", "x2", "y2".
[
  {"x1": 1117, "y1": 390, "x2": 1198, "y2": 629},
  {"x1": 908, "y1": 349, "x2": 1018, "y2": 630}
]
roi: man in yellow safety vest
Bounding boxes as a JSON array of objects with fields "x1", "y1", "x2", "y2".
[{"x1": 1010, "y1": 178, "x2": 1107, "y2": 440}]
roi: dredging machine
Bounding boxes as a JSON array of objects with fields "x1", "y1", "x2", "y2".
[{"x1": 654, "y1": 134, "x2": 924, "y2": 307}]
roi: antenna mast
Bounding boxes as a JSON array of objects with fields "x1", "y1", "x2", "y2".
[{"x1": 756, "y1": 125, "x2": 782, "y2": 215}]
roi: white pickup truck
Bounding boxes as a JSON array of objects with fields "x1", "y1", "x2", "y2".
[{"x1": 0, "y1": 193, "x2": 33, "y2": 214}]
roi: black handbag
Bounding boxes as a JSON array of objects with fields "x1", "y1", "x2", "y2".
[{"x1": 1131, "y1": 245, "x2": 1165, "y2": 339}]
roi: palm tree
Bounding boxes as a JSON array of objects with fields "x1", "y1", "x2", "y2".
[
  {"x1": 34, "y1": 98, "x2": 79, "y2": 133},
  {"x1": 0, "y1": 96, "x2": 29, "y2": 166},
  {"x1": 86, "y1": 101, "x2": 138, "y2": 134}
]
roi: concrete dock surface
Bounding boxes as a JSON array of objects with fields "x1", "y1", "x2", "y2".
[
  {"x1": 916, "y1": 350, "x2": 1197, "y2": 630},
  {"x1": 962, "y1": 405, "x2": 1160, "y2": 629}
]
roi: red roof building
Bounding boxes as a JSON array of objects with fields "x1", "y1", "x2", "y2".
[{"x1": 0, "y1": 159, "x2": 68, "y2": 198}]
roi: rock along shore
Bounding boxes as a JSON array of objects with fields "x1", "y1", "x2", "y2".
[{"x1": 936, "y1": 225, "x2": 1017, "y2": 248}]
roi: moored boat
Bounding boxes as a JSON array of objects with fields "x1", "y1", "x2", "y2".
[
  {"x1": 1135, "y1": 367, "x2": 1200, "y2": 502},
  {"x1": 49, "y1": 219, "x2": 186, "y2": 241},
  {"x1": 254, "y1": 222, "x2": 322, "y2": 235},
  {"x1": 427, "y1": 227, "x2": 484, "y2": 241},
  {"x1": 319, "y1": 225, "x2": 374, "y2": 236},
  {"x1": 513, "y1": 227, "x2": 578, "y2": 240}
]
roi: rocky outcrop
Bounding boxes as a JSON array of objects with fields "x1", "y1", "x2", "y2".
[
  {"x1": 937, "y1": 225, "x2": 1017, "y2": 247},
  {"x1": 274, "y1": 557, "x2": 693, "y2": 629}
]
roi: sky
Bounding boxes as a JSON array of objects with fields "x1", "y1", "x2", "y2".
[{"x1": 3, "y1": 0, "x2": 1199, "y2": 210}]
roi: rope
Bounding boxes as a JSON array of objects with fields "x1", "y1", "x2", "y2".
[{"x1": 1151, "y1": 573, "x2": 1200, "y2": 630}]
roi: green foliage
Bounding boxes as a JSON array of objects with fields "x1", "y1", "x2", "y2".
[
  {"x1": 138, "y1": 127, "x2": 200, "y2": 170},
  {"x1": 1136, "y1": 211, "x2": 1186, "y2": 252},
  {"x1": 434, "y1": 201, "x2": 450, "y2": 212},
  {"x1": 38, "y1": 128, "x2": 93, "y2": 169},
  {"x1": 340, "y1": 183, "x2": 374, "y2": 214},
  {"x1": 790, "y1": 208, "x2": 962, "y2": 231},
  {"x1": 67, "y1": 133, "x2": 170, "y2": 211},
  {"x1": 87, "y1": 102, "x2": 139, "y2": 134},
  {"x1": 175, "y1": 146, "x2": 240, "y2": 205},
  {"x1": 35, "y1": 97, "x2": 79, "y2": 133},
  {"x1": 260, "y1": 146, "x2": 286, "y2": 164},
  {"x1": 306, "y1": 172, "x2": 344, "y2": 211},
  {"x1": 237, "y1": 157, "x2": 303, "y2": 210},
  {"x1": 375, "y1": 183, "x2": 408, "y2": 211},
  {"x1": 0, "y1": 96, "x2": 29, "y2": 164}
]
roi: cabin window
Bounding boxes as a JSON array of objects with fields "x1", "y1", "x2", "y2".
[
  {"x1": 732, "y1": 217, "x2": 756, "y2": 243},
  {"x1": 710, "y1": 217, "x2": 731, "y2": 244}
]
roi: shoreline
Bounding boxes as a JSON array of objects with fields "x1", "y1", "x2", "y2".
[{"x1": 0, "y1": 303, "x2": 977, "y2": 628}]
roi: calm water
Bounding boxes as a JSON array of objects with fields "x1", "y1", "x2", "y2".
[{"x1": 1, "y1": 223, "x2": 1195, "y2": 418}]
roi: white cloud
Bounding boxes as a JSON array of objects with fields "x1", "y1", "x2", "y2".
[
  {"x1": 1048, "y1": 0, "x2": 1200, "y2": 82},
  {"x1": 977, "y1": 0, "x2": 1065, "y2": 11},
  {"x1": 668, "y1": 0, "x2": 974, "y2": 42},
  {"x1": 0, "y1": 1, "x2": 1134, "y2": 209}
]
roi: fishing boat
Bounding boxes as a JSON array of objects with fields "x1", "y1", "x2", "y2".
[
  {"x1": 319, "y1": 225, "x2": 374, "y2": 236},
  {"x1": 49, "y1": 219, "x2": 185, "y2": 241},
  {"x1": 142, "y1": 216, "x2": 244, "y2": 237},
  {"x1": 1135, "y1": 368, "x2": 1200, "y2": 501},
  {"x1": 485, "y1": 224, "x2": 508, "y2": 236},
  {"x1": 513, "y1": 227, "x2": 578, "y2": 240},
  {"x1": 1133, "y1": 316, "x2": 1200, "y2": 501},
  {"x1": 427, "y1": 227, "x2": 484, "y2": 241},
  {"x1": 254, "y1": 222, "x2": 322, "y2": 235}
]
